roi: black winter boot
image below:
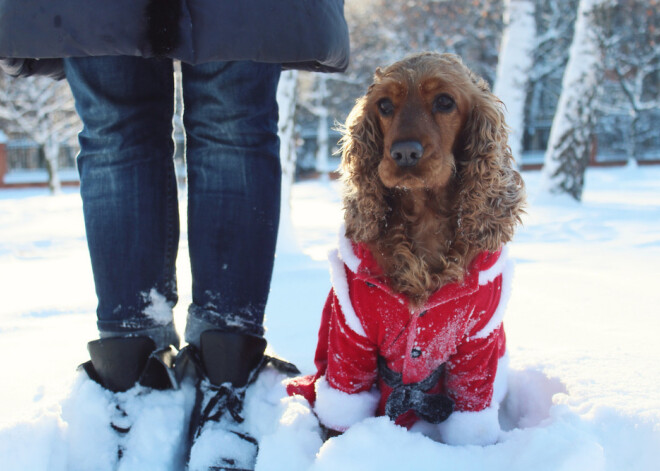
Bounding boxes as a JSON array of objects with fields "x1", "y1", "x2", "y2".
[
  {"x1": 81, "y1": 336, "x2": 177, "y2": 392},
  {"x1": 178, "y1": 330, "x2": 299, "y2": 471}
]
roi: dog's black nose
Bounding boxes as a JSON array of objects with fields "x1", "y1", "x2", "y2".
[{"x1": 390, "y1": 141, "x2": 424, "y2": 167}]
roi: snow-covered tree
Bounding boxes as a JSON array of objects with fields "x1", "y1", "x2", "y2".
[
  {"x1": 529, "y1": 0, "x2": 579, "y2": 84},
  {"x1": 296, "y1": 72, "x2": 354, "y2": 178},
  {"x1": 591, "y1": 0, "x2": 660, "y2": 166},
  {"x1": 522, "y1": 0, "x2": 578, "y2": 156},
  {"x1": 541, "y1": 0, "x2": 607, "y2": 201},
  {"x1": 494, "y1": 0, "x2": 536, "y2": 167},
  {"x1": 0, "y1": 75, "x2": 80, "y2": 194}
]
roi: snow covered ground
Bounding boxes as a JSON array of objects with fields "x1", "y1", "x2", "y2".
[{"x1": 0, "y1": 165, "x2": 659, "y2": 470}]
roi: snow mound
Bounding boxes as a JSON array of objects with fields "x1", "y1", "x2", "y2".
[{"x1": 255, "y1": 367, "x2": 612, "y2": 471}]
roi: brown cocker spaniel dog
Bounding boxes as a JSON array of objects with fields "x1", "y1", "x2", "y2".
[{"x1": 340, "y1": 52, "x2": 526, "y2": 306}]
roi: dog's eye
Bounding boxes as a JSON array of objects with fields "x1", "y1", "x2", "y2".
[
  {"x1": 433, "y1": 94, "x2": 456, "y2": 113},
  {"x1": 377, "y1": 98, "x2": 395, "y2": 117}
]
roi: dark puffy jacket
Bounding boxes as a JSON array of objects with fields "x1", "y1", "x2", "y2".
[{"x1": 0, "y1": 0, "x2": 349, "y2": 79}]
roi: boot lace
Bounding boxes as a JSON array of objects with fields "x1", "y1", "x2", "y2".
[{"x1": 196, "y1": 382, "x2": 246, "y2": 437}]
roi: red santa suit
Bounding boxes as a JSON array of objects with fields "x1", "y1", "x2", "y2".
[{"x1": 287, "y1": 230, "x2": 513, "y2": 446}]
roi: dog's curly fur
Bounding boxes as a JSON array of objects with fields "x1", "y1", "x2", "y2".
[{"x1": 339, "y1": 52, "x2": 526, "y2": 306}]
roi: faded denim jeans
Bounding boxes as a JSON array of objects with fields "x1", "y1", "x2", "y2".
[{"x1": 64, "y1": 57, "x2": 281, "y2": 348}]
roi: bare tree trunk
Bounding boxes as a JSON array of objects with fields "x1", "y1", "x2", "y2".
[
  {"x1": 315, "y1": 74, "x2": 330, "y2": 180},
  {"x1": 627, "y1": 111, "x2": 639, "y2": 168},
  {"x1": 541, "y1": 0, "x2": 605, "y2": 201},
  {"x1": 276, "y1": 70, "x2": 300, "y2": 254},
  {"x1": 494, "y1": 0, "x2": 536, "y2": 168},
  {"x1": 0, "y1": 130, "x2": 7, "y2": 184},
  {"x1": 43, "y1": 136, "x2": 62, "y2": 195}
]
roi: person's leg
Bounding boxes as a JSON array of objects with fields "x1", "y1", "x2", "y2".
[
  {"x1": 181, "y1": 61, "x2": 281, "y2": 346},
  {"x1": 65, "y1": 56, "x2": 180, "y2": 349}
]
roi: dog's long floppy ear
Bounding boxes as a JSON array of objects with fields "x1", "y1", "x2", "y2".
[
  {"x1": 456, "y1": 79, "x2": 526, "y2": 252},
  {"x1": 339, "y1": 89, "x2": 389, "y2": 243}
]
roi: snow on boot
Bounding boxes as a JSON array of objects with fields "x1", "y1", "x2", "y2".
[
  {"x1": 179, "y1": 330, "x2": 299, "y2": 471},
  {"x1": 60, "y1": 372, "x2": 126, "y2": 471},
  {"x1": 74, "y1": 336, "x2": 183, "y2": 469}
]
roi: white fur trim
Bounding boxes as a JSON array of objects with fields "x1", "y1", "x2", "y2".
[
  {"x1": 478, "y1": 246, "x2": 509, "y2": 286},
  {"x1": 492, "y1": 352, "x2": 509, "y2": 406},
  {"x1": 337, "y1": 224, "x2": 361, "y2": 273},
  {"x1": 436, "y1": 405, "x2": 501, "y2": 446},
  {"x1": 328, "y1": 249, "x2": 368, "y2": 338},
  {"x1": 471, "y1": 259, "x2": 514, "y2": 340},
  {"x1": 314, "y1": 376, "x2": 380, "y2": 432}
]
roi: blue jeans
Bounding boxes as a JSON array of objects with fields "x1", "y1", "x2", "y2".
[{"x1": 64, "y1": 57, "x2": 281, "y2": 348}]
